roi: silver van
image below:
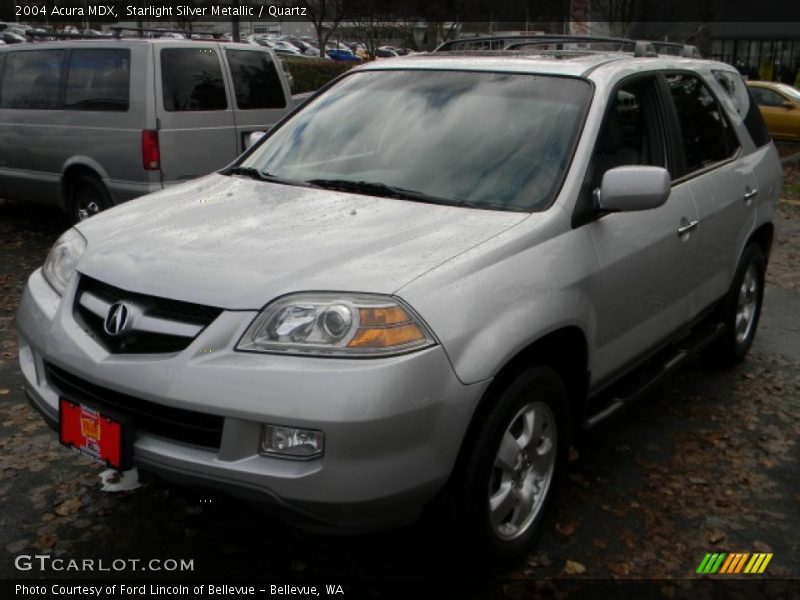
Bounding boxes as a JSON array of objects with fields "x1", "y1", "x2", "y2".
[{"x1": 0, "y1": 39, "x2": 292, "y2": 222}]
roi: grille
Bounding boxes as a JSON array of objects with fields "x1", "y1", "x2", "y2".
[
  {"x1": 74, "y1": 275, "x2": 222, "y2": 354},
  {"x1": 46, "y1": 362, "x2": 224, "y2": 449}
]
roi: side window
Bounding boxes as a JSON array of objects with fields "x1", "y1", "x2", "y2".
[
  {"x1": 590, "y1": 78, "x2": 667, "y2": 188},
  {"x1": 750, "y1": 87, "x2": 785, "y2": 107},
  {"x1": 0, "y1": 50, "x2": 65, "y2": 109},
  {"x1": 226, "y1": 49, "x2": 286, "y2": 110},
  {"x1": 161, "y1": 48, "x2": 227, "y2": 112},
  {"x1": 65, "y1": 49, "x2": 130, "y2": 111},
  {"x1": 711, "y1": 69, "x2": 749, "y2": 115},
  {"x1": 666, "y1": 74, "x2": 739, "y2": 176}
]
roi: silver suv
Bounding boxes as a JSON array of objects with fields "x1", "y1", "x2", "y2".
[{"x1": 17, "y1": 46, "x2": 781, "y2": 564}]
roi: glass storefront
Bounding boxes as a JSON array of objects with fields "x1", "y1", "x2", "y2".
[{"x1": 711, "y1": 38, "x2": 800, "y2": 85}]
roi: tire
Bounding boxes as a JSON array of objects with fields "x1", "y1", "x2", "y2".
[
  {"x1": 67, "y1": 174, "x2": 111, "y2": 223},
  {"x1": 439, "y1": 366, "x2": 570, "y2": 569},
  {"x1": 714, "y1": 244, "x2": 766, "y2": 364}
]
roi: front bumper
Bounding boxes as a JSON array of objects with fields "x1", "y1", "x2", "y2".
[{"x1": 16, "y1": 269, "x2": 489, "y2": 531}]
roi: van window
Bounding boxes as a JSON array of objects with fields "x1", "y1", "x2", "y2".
[
  {"x1": 65, "y1": 49, "x2": 130, "y2": 111},
  {"x1": 226, "y1": 49, "x2": 286, "y2": 109},
  {"x1": 161, "y1": 48, "x2": 227, "y2": 111},
  {"x1": 0, "y1": 50, "x2": 64, "y2": 109},
  {"x1": 666, "y1": 74, "x2": 739, "y2": 176}
]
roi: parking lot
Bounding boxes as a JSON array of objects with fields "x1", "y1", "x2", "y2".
[{"x1": 1, "y1": 156, "x2": 799, "y2": 589}]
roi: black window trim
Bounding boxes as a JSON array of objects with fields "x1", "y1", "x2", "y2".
[{"x1": 660, "y1": 68, "x2": 743, "y2": 186}]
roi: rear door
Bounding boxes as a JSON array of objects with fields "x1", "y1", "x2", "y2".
[
  {"x1": 663, "y1": 72, "x2": 755, "y2": 313},
  {"x1": 155, "y1": 43, "x2": 237, "y2": 184},
  {"x1": 221, "y1": 46, "x2": 291, "y2": 154}
]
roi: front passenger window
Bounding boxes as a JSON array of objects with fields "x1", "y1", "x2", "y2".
[{"x1": 588, "y1": 79, "x2": 667, "y2": 191}]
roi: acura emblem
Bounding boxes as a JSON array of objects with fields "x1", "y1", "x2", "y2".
[{"x1": 103, "y1": 302, "x2": 133, "y2": 337}]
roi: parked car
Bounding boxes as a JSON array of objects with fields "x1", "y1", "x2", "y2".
[
  {"x1": 747, "y1": 80, "x2": 800, "y2": 140},
  {"x1": 0, "y1": 32, "x2": 26, "y2": 44},
  {"x1": 17, "y1": 45, "x2": 781, "y2": 566},
  {"x1": 0, "y1": 39, "x2": 293, "y2": 222},
  {"x1": 326, "y1": 46, "x2": 361, "y2": 62}
]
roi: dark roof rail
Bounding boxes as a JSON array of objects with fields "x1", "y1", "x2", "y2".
[{"x1": 436, "y1": 34, "x2": 659, "y2": 57}]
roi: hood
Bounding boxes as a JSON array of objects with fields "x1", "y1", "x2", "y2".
[{"x1": 76, "y1": 174, "x2": 527, "y2": 309}]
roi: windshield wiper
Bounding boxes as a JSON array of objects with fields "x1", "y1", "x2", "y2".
[
  {"x1": 225, "y1": 166, "x2": 315, "y2": 189},
  {"x1": 305, "y1": 179, "x2": 460, "y2": 206},
  {"x1": 306, "y1": 179, "x2": 519, "y2": 211}
]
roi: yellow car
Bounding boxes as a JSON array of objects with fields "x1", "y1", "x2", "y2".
[{"x1": 747, "y1": 81, "x2": 800, "y2": 140}]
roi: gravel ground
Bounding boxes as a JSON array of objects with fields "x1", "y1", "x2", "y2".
[{"x1": 1, "y1": 158, "x2": 799, "y2": 592}]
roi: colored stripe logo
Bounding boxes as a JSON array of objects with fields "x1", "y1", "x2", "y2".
[{"x1": 697, "y1": 552, "x2": 773, "y2": 574}]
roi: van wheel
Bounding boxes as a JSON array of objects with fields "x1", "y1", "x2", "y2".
[
  {"x1": 68, "y1": 175, "x2": 111, "y2": 223},
  {"x1": 441, "y1": 366, "x2": 569, "y2": 569},
  {"x1": 714, "y1": 244, "x2": 766, "y2": 364}
]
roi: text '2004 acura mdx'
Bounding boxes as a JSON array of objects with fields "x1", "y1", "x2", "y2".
[{"x1": 17, "y1": 46, "x2": 781, "y2": 564}]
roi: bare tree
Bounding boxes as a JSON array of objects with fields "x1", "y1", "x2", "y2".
[{"x1": 299, "y1": 0, "x2": 348, "y2": 57}]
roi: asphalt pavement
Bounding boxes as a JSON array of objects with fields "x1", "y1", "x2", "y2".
[{"x1": 1, "y1": 162, "x2": 798, "y2": 591}]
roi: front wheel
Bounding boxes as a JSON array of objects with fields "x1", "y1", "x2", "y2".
[{"x1": 441, "y1": 366, "x2": 569, "y2": 568}]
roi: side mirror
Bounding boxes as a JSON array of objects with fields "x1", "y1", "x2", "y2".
[
  {"x1": 596, "y1": 166, "x2": 671, "y2": 212},
  {"x1": 246, "y1": 131, "x2": 266, "y2": 149},
  {"x1": 782, "y1": 101, "x2": 795, "y2": 110}
]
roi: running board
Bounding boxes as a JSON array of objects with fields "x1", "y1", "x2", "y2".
[{"x1": 584, "y1": 321, "x2": 726, "y2": 429}]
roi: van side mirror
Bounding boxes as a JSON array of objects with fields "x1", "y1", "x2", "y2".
[
  {"x1": 246, "y1": 131, "x2": 266, "y2": 149},
  {"x1": 595, "y1": 166, "x2": 671, "y2": 212}
]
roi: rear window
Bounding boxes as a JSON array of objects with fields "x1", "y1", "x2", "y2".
[
  {"x1": 161, "y1": 48, "x2": 227, "y2": 111},
  {"x1": 65, "y1": 49, "x2": 130, "y2": 111},
  {"x1": 712, "y1": 70, "x2": 770, "y2": 148},
  {"x1": 226, "y1": 49, "x2": 286, "y2": 109},
  {"x1": 666, "y1": 73, "x2": 740, "y2": 175},
  {"x1": 0, "y1": 50, "x2": 64, "y2": 109}
]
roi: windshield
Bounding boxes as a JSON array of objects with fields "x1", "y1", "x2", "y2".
[{"x1": 240, "y1": 70, "x2": 592, "y2": 212}]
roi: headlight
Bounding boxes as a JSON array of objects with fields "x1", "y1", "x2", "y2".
[
  {"x1": 42, "y1": 228, "x2": 87, "y2": 295},
  {"x1": 237, "y1": 293, "x2": 436, "y2": 357}
]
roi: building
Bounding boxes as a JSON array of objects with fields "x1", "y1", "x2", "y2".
[{"x1": 709, "y1": 23, "x2": 800, "y2": 84}]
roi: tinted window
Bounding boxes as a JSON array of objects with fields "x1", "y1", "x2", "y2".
[
  {"x1": 226, "y1": 49, "x2": 286, "y2": 109},
  {"x1": 0, "y1": 50, "x2": 64, "y2": 109},
  {"x1": 161, "y1": 48, "x2": 227, "y2": 111},
  {"x1": 750, "y1": 87, "x2": 785, "y2": 107},
  {"x1": 65, "y1": 49, "x2": 130, "y2": 111},
  {"x1": 242, "y1": 71, "x2": 592, "y2": 212},
  {"x1": 666, "y1": 74, "x2": 739, "y2": 175}
]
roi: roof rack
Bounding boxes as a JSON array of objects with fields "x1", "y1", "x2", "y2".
[
  {"x1": 108, "y1": 27, "x2": 227, "y2": 40},
  {"x1": 434, "y1": 34, "x2": 660, "y2": 57},
  {"x1": 648, "y1": 41, "x2": 702, "y2": 58}
]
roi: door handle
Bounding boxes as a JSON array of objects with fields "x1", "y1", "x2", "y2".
[
  {"x1": 677, "y1": 220, "x2": 699, "y2": 237},
  {"x1": 743, "y1": 188, "x2": 759, "y2": 204}
]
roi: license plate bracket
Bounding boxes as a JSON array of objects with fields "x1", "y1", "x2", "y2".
[{"x1": 59, "y1": 398, "x2": 134, "y2": 470}]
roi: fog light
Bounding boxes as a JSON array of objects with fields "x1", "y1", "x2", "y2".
[{"x1": 261, "y1": 424, "x2": 324, "y2": 459}]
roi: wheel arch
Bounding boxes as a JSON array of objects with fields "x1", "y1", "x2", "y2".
[
  {"x1": 60, "y1": 157, "x2": 111, "y2": 211},
  {"x1": 453, "y1": 326, "x2": 590, "y2": 471},
  {"x1": 746, "y1": 222, "x2": 774, "y2": 264}
]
